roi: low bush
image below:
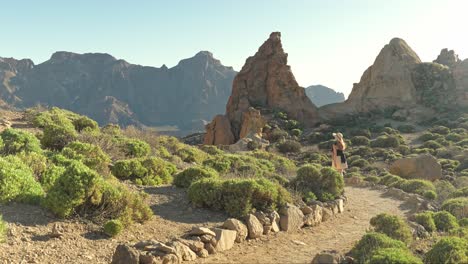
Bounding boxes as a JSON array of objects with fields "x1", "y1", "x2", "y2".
[
  {"x1": 350, "y1": 128, "x2": 372, "y2": 138},
  {"x1": 442, "y1": 197, "x2": 468, "y2": 219},
  {"x1": 175, "y1": 146, "x2": 209, "y2": 164},
  {"x1": 0, "y1": 156, "x2": 44, "y2": 204},
  {"x1": 173, "y1": 166, "x2": 219, "y2": 188},
  {"x1": 188, "y1": 178, "x2": 291, "y2": 217},
  {"x1": 423, "y1": 190, "x2": 437, "y2": 200},
  {"x1": 379, "y1": 174, "x2": 405, "y2": 188},
  {"x1": 415, "y1": 211, "x2": 436, "y2": 232},
  {"x1": 424, "y1": 237, "x2": 468, "y2": 264},
  {"x1": 290, "y1": 128, "x2": 302, "y2": 137},
  {"x1": 270, "y1": 129, "x2": 289, "y2": 142},
  {"x1": 41, "y1": 115, "x2": 78, "y2": 150},
  {"x1": 122, "y1": 139, "x2": 151, "y2": 158},
  {"x1": 350, "y1": 232, "x2": 407, "y2": 264},
  {"x1": 418, "y1": 132, "x2": 441, "y2": 142},
  {"x1": 277, "y1": 140, "x2": 301, "y2": 153},
  {"x1": 370, "y1": 213, "x2": 413, "y2": 244},
  {"x1": 365, "y1": 176, "x2": 380, "y2": 183},
  {"x1": 285, "y1": 119, "x2": 301, "y2": 130},
  {"x1": 439, "y1": 159, "x2": 460, "y2": 171},
  {"x1": 433, "y1": 211, "x2": 459, "y2": 231},
  {"x1": 40, "y1": 165, "x2": 66, "y2": 192},
  {"x1": 399, "y1": 179, "x2": 436, "y2": 196},
  {"x1": 423, "y1": 140, "x2": 443, "y2": 150},
  {"x1": 351, "y1": 136, "x2": 370, "y2": 146},
  {"x1": 460, "y1": 218, "x2": 468, "y2": 227},
  {"x1": 0, "y1": 128, "x2": 42, "y2": 155},
  {"x1": 350, "y1": 158, "x2": 370, "y2": 168},
  {"x1": 62, "y1": 141, "x2": 110, "y2": 173},
  {"x1": 104, "y1": 219, "x2": 123, "y2": 237},
  {"x1": 291, "y1": 165, "x2": 344, "y2": 201},
  {"x1": 0, "y1": 215, "x2": 7, "y2": 243},
  {"x1": 17, "y1": 152, "x2": 47, "y2": 180},
  {"x1": 430, "y1": 125, "x2": 451, "y2": 135},
  {"x1": 368, "y1": 248, "x2": 422, "y2": 264},
  {"x1": 73, "y1": 116, "x2": 99, "y2": 132},
  {"x1": 112, "y1": 157, "x2": 175, "y2": 186},
  {"x1": 446, "y1": 133, "x2": 464, "y2": 142},
  {"x1": 371, "y1": 135, "x2": 400, "y2": 148},
  {"x1": 307, "y1": 132, "x2": 327, "y2": 144}
]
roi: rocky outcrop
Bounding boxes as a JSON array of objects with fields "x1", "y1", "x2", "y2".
[
  {"x1": 453, "y1": 59, "x2": 468, "y2": 106},
  {"x1": 434, "y1": 48, "x2": 460, "y2": 67},
  {"x1": 389, "y1": 154, "x2": 442, "y2": 182},
  {"x1": 205, "y1": 32, "x2": 319, "y2": 145},
  {"x1": 203, "y1": 115, "x2": 235, "y2": 145},
  {"x1": 0, "y1": 51, "x2": 237, "y2": 132},
  {"x1": 305, "y1": 85, "x2": 345, "y2": 107}
]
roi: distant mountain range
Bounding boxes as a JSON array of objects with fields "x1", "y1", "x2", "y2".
[
  {"x1": 304, "y1": 85, "x2": 345, "y2": 107},
  {"x1": 0, "y1": 51, "x2": 237, "y2": 133}
]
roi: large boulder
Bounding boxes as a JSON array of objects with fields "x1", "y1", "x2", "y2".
[
  {"x1": 245, "y1": 214, "x2": 264, "y2": 239},
  {"x1": 279, "y1": 204, "x2": 304, "y2": 231},
  {"x1": 303, "y1": 205, "x2": 323, "y2": 227},
  {"x1": 111, "y1": 245, "x2": 140, "y2": 264},
  {"x1": 167, "y1": 241, "x2": 197, "y2": 261},
  {"x1": 389, "y1": 154, "x2": 442, "y2": 181},
  {"x1": 239, "y1": 107, "x2": 266, "y2": 139},
  {"x1": 434, "y1": 48, "x2": 460, "y2": 68},
  {"x1": 222, "y1": 218, "x2": 248, "y2": 243},
  {"x1": 311, "y1": 250, "x2": 345, "y2": 264}
]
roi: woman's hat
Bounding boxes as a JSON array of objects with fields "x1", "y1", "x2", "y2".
[{"x1": 332, "y1": 132, "x2": 343, "y2": 139}]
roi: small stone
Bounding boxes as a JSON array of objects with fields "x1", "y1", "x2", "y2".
[
  {"x1": 50, "y1": 223, "x2": 64, "y2": 238},
  {"x1": 279, "y1": 204, "x2": 304, "y2": 231},
  {"x1": 162, "y1": 254, "x2": 179, "y2": 264},
  {"x1": 204, "y1": 243, "x2": 216, "y2": 255},
  {"x1": 254, "y1": 211, "x2": 271, "y2": 226},
  {"x1": 322, "y1": 207, "x2": 333, "y2": 222},
  {"x1": 200, "y1": 234, "x2": 216, "y2": 245},
  {"x1": 336, "y1": 199, "x2": 344, "y2": 213},
  {"x1": 197, "y1": 249, "x2": 209, "y2": 258},
  {"x1": 134, "y1": 240, "x2": 160, "y2": 250},
  {"x1": 139, "y1": 254, "x2": 159, "y2": 264},
  {"x1": 263, "y1": 225, "x2": 271, "y2": 235},
  {"x1": 311, "y1": 250, "x2": 344, "y2": 264},
  {"x1": 155, "y1": 243, "x2": 177, "y2": 254},
  {"x1": 111, "y1": 245, "x2": 139, "y2": 264},
  {"x1": 222, "y1": 218, "x2": 248, "y2": 243},
  {"x1": 168, "y1": 241, "x2": 197, "y2": 261},
  {"x1": 189, "y1": 227, "x2": 216, "y2": 237},
  {"x1": 300, "y1": 206, "x2": 313, "y2": 215},
  {"x1": 211, "y1": 228, "x2": 237, "y2": 251},
  {"x1": 177, "y1": 238, "x2": 204, "y2": 253},
  {"x1": 292, "y1": 240, "x2": 306, "y2": 246}
]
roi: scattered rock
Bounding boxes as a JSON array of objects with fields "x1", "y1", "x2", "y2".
[
  {"x1": 211, "y1": 228, "x2": 237, "y2": 252},
  {"x1": 322, "y1": 207, "x2": 333, "y2": 222},
  {"x1": 161, "y1": 254, "x2": 179, "y2": 264},
  {"x1": 50, "y1": 223, "x2": 64, "y2": 238},
  {"x1": 139, "y1": 254, "x2": 159, "y2": 264},
  {"x1": 222, "y1": 218, "x2": 248, "y2": 243},
  {"x1": 246, "y1": 214, "x2": 263, "y2": 239},
  {"x1": 268, "y1": 211, "x2": 281, "y2": 233},
  {"x1": 279, "y1": 204, "x2": 304, "y2": 231},
  {"x1": 389, "y1": 154, "x2": 442, "y2": 181},
  {"x1": 300, "y1": 206, "x2": 314, "y2": 215},
  {"x1": 189, "y1": 226, "x2": 216, "y2": 237},
  {"x1": 168, "y1": 241, "x2": 197, "y2": 261},
  {"x1": 134, "y1": 240, "x2": 160, "y2": 250},
  {"x1": 177, "y1": 238, "x2": 204, "y2": 253},
  {"x1": 254, "y1": 211, "x2": 271, "y2": 226},
  {"x1": 155, "y1": 243, "x2": 177, "y2": 254},
  {"x1": 336, "y1": 199, "x2": 344, "y2": 213},
  {"x1": 303, "y1": 205, "x2": 322, "y2": 227},
  {"x1": 197, "y1": 249, "x2": 209, "y2": 258},
  {"x1": 311, "y1": 250, "x2": 345, "y2": 264},
  {"x1": 263, "y1": 225, "x2": 272, "y2": 235},
  {"x1": 111, "y1": 245, "x2": 139, "y2": 264},
  {"x1": 292, "y1": 240, "x2": 306, "y2": 246},
  {"x1": 204, "y1": 243, "x2": 216, "y2": 255},
  {"x1": 199, "y1": 234, "x2": 216, "y2": 245}
]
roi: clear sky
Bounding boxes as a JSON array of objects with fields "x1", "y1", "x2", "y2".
[{"x1": 2, "y1": 0, "x2": 467, "y2": 97}]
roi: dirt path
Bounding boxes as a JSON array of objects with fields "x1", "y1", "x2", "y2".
[{"x1": 195, "y1": 186, "x2": 412, "y2": 264}]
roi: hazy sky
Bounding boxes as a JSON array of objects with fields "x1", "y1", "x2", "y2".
[{"x1": 2, "y1": 0, "x2": 467, "y2": 97}]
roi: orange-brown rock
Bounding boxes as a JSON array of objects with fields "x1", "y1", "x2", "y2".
[
  {"x1": 239, "y1": 107, "x2": 265, "y2": 139},
  {"x1": 203, "y1": 115, "x2": 235, "y2": 145},
  {"x1": 226, "y1": 32, "x2": 319, "y2": 139}
]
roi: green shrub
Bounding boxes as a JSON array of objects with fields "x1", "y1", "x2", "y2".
[
  {"x1": 371, "y1": 135, "x2": 400, "y2": 148},
  {"x1": 188, "y1": 178, "x2": 291, "y2": 217},
  {"x1": 40, "y1": 165, "x2": 66, "y2": 192},
  {"x1": 423, "y1": 190, "x2": 437, "y2": 200},
  {"x1": 285, "y1": 119, "x2": 301, "y2": 130},
  {"x1": 419, "y1": 132, "x2": 441, "y2": 142},
  {"x1": 290, "y1": 128, "x2": 302, "y2": 137},
  {"x1": 173, "y1": 166, "x2": 219, "y2": 188},
  {"x1": 0, "y1": 215, "x2": 7, "y2": 243},
  {"x1": 446, "y1": 133, "x2": 464, "y2": 142},
  {"x1": 308, "y1": 132, "x2": 327, "y2": 144},
  {"x1": 365, "y1": 176, "x2": 380, "y2": 183},
  {"x1": 397, "y1": 125, "x2": 416, "y2": 133},
  {"x1": 17, "y1": 152, "x2": 47, "y2": 180},
  {"x1": 248, "y1": 150, "x2": 297, "y2": 175},
  {"x1": 277, "y1": 140, "x2": 301, "y2": 153},
  {"x1": 41, "y1": 116, "x2": 78, "y2": 150},
  {"x1": 424, "y1": 237, "x2": 468, "y2": 264},
  {"x1": 430, "y1": 126, "x2": 451, "y2": 135},
  {"x1": 439, "y1": 159, "x2": 460, "y2": 171},
  {"x1": 379, "y1": 174, "x2": 405, "y2": 188},
  {"x1": 203, "y1": 157, "x2": 231, "y2": 173},
  {"x1": 62, "y1": 141, "x2": 110, "y2": 173},
  {"x1": 350, "y1": 158, "x2": 370, "y2": 168},
  {"x1": 0, "y1": 128, "x2": 42, "y2": 155},
  {"x1": 291, "y1": 165, "x2": 344, "y2": 201},
  {"x1": 351, "y1": 136, "x2": 370, "y2": 146},
  {"x1": 175, "y1": 147, "x2": 208, "y2": 163},
  {"x1": 73, "y1": 116, "x2": 99, "y2": 132},
  {"x1": 400, "y1": 179, "x2": 436, "y2": 196},
  {"x1": 442, "y1": 197, "x2": 468, "y2": 219},
  {"x1": 370, "y1": 213, "x2": 412, "y2": 244},
  {"x1": 449, "y1": 187, "x2": 468, "y2": 198},
  {"x1": 112, "y1": 157, "x2": 174, "y2": 186},
  {"x1": 42, "y1": 160, "x2": 101, "y2": 217},
  {"x1": 104, "y1": 219, "x2": 123, "y2": 237},
  {"x1": 122, "y1": 139, "x2": 150, "y2": 158},
  {"x1": 350, "y1": 232, "x2": 407, "y2": 264},
  {"x1": 368, "y1": 248, "x2": 422, "y2": 264},
  {"x1": 415, "y1": 211, "x2": 436, "y2": 232},
  {"x1": 460, "y1": 218, "x2": 468, "y2": 227},
  {"x1": 398, "y1": 145, "x2": 411, "y2": 155},
  {"x1": 0, "y1": 156, "x2": 44, "y2": 204},
  {"x1": 433, "y1": 211, "x2": 459, "y2": 231},
  {"x1": 423, "y1": 140, "x2": 443, "y2": 150},
  {"x1": 270, "y1": 129, "x2": 288, "y2": 142}
]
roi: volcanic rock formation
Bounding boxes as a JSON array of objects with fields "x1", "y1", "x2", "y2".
[{"x1": 204, "y1": 32, "x2": 320, "y2": 145}]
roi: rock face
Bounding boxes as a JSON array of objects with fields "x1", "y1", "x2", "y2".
[
  {"x1": 245, "y1": 214, "x2": 263, "y2": 239},
  {"x1": 0, "y1": 51, "x2": 237, "y2": 133},
  {"x1": 434, "y1": 48, "x2": 460, "y2": 67},
  {"x1": 305, "y1": 85, "x2": 345, "y2": 107},
  {"x1": 203, "y1": 115, "x2": 235, "y2": 145},
  {"x1": 347, "y1": 38, "x2": 421, "y2": 110},
  {"x1": 205, "y1": 32, "x2": 320, "y2": 145},
  {"x1": 389, "y1": 154, "x2": 442, "y2": 181},
  {"x1": 453, "y1": 59, "x2": 468, "y2": 106}
]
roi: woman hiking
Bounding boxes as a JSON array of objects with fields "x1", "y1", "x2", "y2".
[{"x1": 331, "y1": 132, "x2": 348, "y2": 176}]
